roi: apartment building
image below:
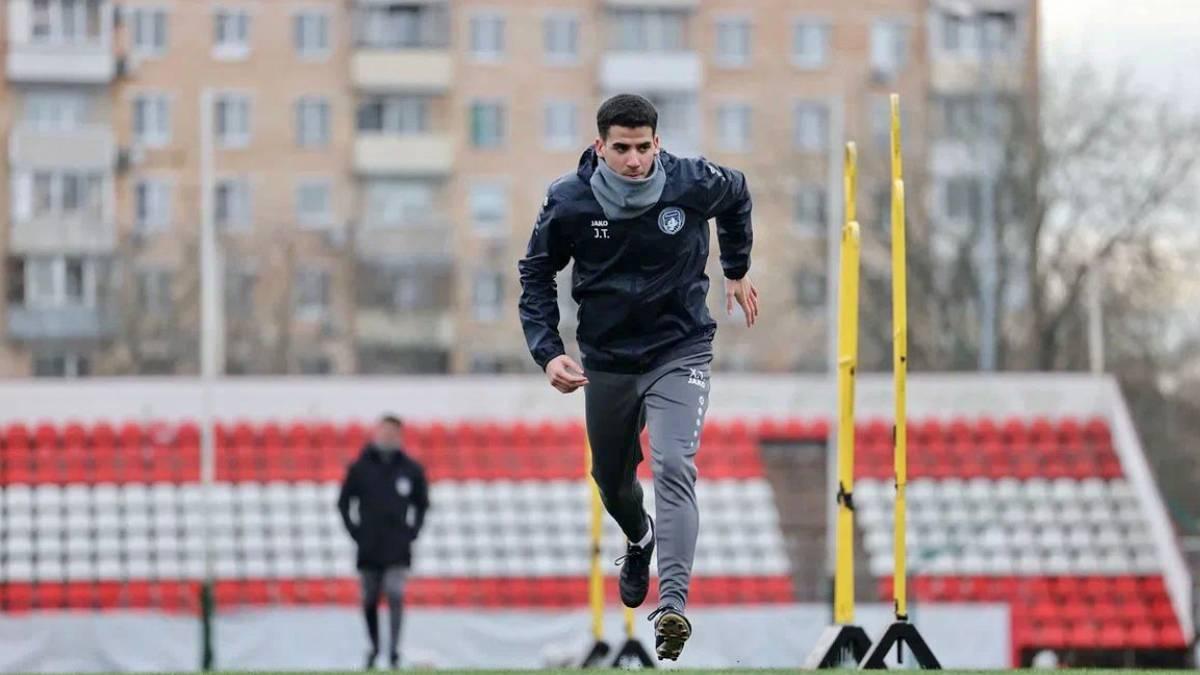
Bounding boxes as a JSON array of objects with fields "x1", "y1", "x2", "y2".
[{"x1": 0, "y1": 0, "x2": 1038, "y2": 377}]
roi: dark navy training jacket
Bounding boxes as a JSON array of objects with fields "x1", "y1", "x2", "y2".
[{"x1": 518, "y1": 147, "x2": 753, "y2": 374}]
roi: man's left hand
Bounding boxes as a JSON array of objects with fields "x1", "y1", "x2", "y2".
[{"x1": 726, "y1": 276, "x2": 759, "y2": 327}]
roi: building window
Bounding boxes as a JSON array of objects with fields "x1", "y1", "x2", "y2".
[
  {"x1": 359, "y1": 260, "x2": 453, "y2": 313},
  {"x1": 363, "y1": 179, "x2": 437, "y2": 227},
  {"x1": 130, "y1": 7, "x2": 168, "y2": 56},
  {"x1": 33, "y1": 352, "x2": 90, "y2": 378},
  {"x1": 295, "y1": 96, "x2": 330, "y2": 148},
  {"x1": 295, "y1": 179, "x2": 333, "y2": 229},
  {"x1": 298, "y1": 355, "x2": 332, "y2": 375},
  {"x1": 136, "y1": 267, "x2": 172, "y2": 314},
  {"x1": 472, "y1": 270, "x2": 504, "y2": 322},
  {"x1": 31, "y1": 171, "x2": 103, "y2": 219},
  {"x1": 213, "y1": 7, "x2": 250, "y2": 58},
  {"x1": 469, "y1": 182, "x2": 509, "y2": 235},
  {"x1": 357, "y1": 96, "x2": 429, "y2": 134},
  {"x1": 543, "y1": 13, "x2": 579, "y2": 63},
  {"x1": 942, "y1": 176, "x2": 983, "y2": 223},
  {"x1": 469, "y1": 13, "x2": 505, "y2": 61},
  {"x1": 795, "y1": 269, "x2": 827, "y2": 310},
  {"x1": 870, "y1": 19, "x2": 909, "y2": 80},
  {"x1": 791, "y1": 20, "x2": 830, "y2": 69},
  {"x1": 23, "y1": 92, "x2": 87, "y2": 131},
  {"x1": 214, "y1": 178, "x2": 252, "y2": 231},
  {"x1": 134, "y1": 178, "x2": 171, "y2": 232},
  {"x1": 645, "y1": 93, "x2": 697, "y2": 156},
  {"x1": 793, "y1": 184, "x2": 827, "y2": 235},
  {"x1": 293, "y1": 267, "x2": 331, "y2": 320},
  {"x1": 714, "y1": 17, "x2": 750, "y2": 67},
  {"x1": 293, "y1": 11, "x2": 330, "y2": 58},
  {"x1": 15, "y1": 256, "x2": 96, "y2": 308},
  {"x1": 716, "y1": 103, "x2": 751, "y2": 153},
  {"x1": 610, "y1": 9, "x2": 686, "y2": 52},
  {"x1": 133, "y1": 93, "x2": 171, "y2": 147},
  {"x1": 31, "y1": 0, "x2": 104, "y2": 45},
  {"x1": 469, "y1": 100, "x2": 506, "y2": 149},
  {"x1": 793, "y1": 101, "x2": 830, "y2": 153},
  {"x1": 214, "y1": 93, "x2": 251, "y2": 147},
  {"x1": 356, "y1": 3, "x2": 448, "y2": 49},
  {"x1": 543, "y1": 100, "x2": 578, "y2": 150}
]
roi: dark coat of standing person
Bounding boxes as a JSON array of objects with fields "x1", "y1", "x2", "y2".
[{"x1": 337, "y1": 414, "x2": 430, "y2": 671}]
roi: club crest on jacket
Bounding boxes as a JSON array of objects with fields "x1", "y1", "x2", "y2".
[{"x1": 658, "y1": 207, "x2": 685, "y2": 235}]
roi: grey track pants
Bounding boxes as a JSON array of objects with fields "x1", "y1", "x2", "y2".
[
  {"x1": 360, "y1": 565, "x2": 406, "y2": 658},
  {"x1": 584, "y1": 350, "x2": 712, "y2": 612}
]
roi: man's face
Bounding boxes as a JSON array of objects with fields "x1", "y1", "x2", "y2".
[
  {"x1": 374, "y1": 421, "x2": 403, "y2": 451},
  {"x1": 595, "y1": 125, "x2": 659, "y2": 178}
]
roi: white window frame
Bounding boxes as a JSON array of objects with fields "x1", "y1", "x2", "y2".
[
  {"x1": 469, "y1": 180, "x2": 510, "y2": 236},
  {"x1": 23, "y1": 91, "x2": 88, "y2": 131},
  {"x1": 30, "y1": 170, "x2": 105, "y2": 220},
  {"x1": 791, "y1": 18, "x2": 830, "y2": 70},
  {"x1": 610, "y1": 8, "x2": 687, "y2": 52},
  {"x1": 469, "y1": 99, "x2": 507, "y2": 149},
  {"x1": 793, "y1": 100, "x2": 830, "y2": 153},
  {"x1": 792, "y1": 183, "x2": 827, "y2": 236},
  {"x1": 22, "y1": 256, "x2": 96, "y2": 309},
  {"x1": 132, "y1": 92, "x2": 171, "y2": 148},
  {"x1": 356, "y1": 95, "x2": 430, "y2": 135},
  {"x1": 29, "y1": 0, "x2": 106, "y2": 46},
  {"x1": 542, "y1": 11, "x2": 580, "y2": 65},
  {"x1": 715, "y1": 102, "x2": 752, "y2": 153},
  {"x1": 714, "y1": 15, "x2": 751, "y2": 68},
  {"x1": 293, "y1": 9, "x2": 331, "y2": 59},
  {"x1": 870, "y1": 17, "x2": 910, "y2": 80},
  {"x1": 542, "y1": 100, "x2": 578, "y2": 151},
  {"x1": 293, "y1": 266, "x2": 331, "y2": 321},
  {"x1": 212, "y1": 6, "x2": 251, "y2": 60},
  {"x1": 136, "y1": 266, "x2": 172, "y2": 314},
  {"x1": 295, "y1": 96, "x2": 331, "y2": 148},
  {"x1": 472, "y1": 270, "x2": 504, "y2": 322},
  {"x1": 134, "y1": 177, "x2": 172, "y2": 232},
  {"x1": 214, "y1": 92, "x2": 252, "y2": 148},
  {"x1": 128, "y1": 5, "x2": 168, "y2": 57},
  {"x1": 363, "y1": 179, "x2": 437, "y2": 228},
  {"x1": 214, "y1": 176, "x2": 252, "y2": 231},
  {"x1": 468, "y1": 11, "x2": 506, "y2": 62},
  {"x1": 295, "y1": 178, "x2": 334, "y2": 229}
]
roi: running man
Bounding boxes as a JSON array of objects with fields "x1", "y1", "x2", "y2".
[{"x1": 518, "y1": 93, "x2": 758, "y2": 661}]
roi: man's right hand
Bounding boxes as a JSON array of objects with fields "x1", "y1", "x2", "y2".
[{"x1": 546, "y1": 354, "x2": 589, "y2": 394}]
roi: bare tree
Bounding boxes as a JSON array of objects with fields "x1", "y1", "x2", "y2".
[{"x1": 857, "y1": 63, "x2": 1200, "y2": 374}]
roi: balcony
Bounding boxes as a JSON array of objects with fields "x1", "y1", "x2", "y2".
[
  {"x1": 356, "y1": 308, "x2": 454, "y2": 346},
  {"x1": 7, "y1": 305, "x2": 117, "y2": 342},
  {"x1": 354, "y1": 134, "x2": 454, "y2": 176},
  {"x1": 355, "y1": 219, "x2": 454, "y2": 259},
  {"x1": 604, "y1": 0, "x2": 698, "y2": 6},
  {"x1": 600, "y1": 51, "x2": 701, "y2": 92},
  {"x1": 7, "y1": 0, "x2": 116, "y2": 83},
  {"x1": 10, "y1": 217, "x2": 115, "y2": 255},
  {"x1": 352, "y1": 50, "x2": 452, "y2": 92},
  {"x1": 9, "y1": 124, "x2": 116, "y2": 170},
  {"x1": 930, "y1": 59, "x2": 1026, "y2": 94}
]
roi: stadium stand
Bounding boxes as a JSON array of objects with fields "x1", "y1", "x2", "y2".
[{"x1": 0, "y1": 375, "x2": 1193, "y2": 668}]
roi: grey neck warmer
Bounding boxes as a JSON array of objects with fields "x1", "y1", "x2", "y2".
[{"x1": 589, "y1": 154, "x2": 667, "y2": 220}]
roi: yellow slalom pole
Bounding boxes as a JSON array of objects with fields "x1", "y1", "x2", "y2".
[
  {"x1": 834, "y1": 142, "x2": 860, "y2": 626},
  {"x1": 586, "y1": 438, "x2": 605, "y2": 642},
  {"x1": 890, "y1": 94, "x2": 909, "y2": 622},
  {"x1": 624, "y1": 605, "x2": 635, "y2": 638}
]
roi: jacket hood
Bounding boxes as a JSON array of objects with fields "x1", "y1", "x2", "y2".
[{"x1": 360, "y1": 442, "x2": 407, "y2": 463}]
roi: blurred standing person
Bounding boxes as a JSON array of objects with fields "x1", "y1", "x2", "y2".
[{"x1": 338, "y1": 414, "x2": 430, "y2": 670}]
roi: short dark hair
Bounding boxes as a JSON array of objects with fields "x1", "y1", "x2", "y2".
[
  {"x1": 597, "y1": 94, "x2": 658, "y2": 139},
  {"x1": 379, "y1": 414, "x2": 403, "y2": 428}
]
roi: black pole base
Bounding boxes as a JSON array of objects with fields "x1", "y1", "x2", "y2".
[
  {"x1": 580, "y1": 640, "x2": 612, "y2": 668},
  {"x1": 610, "y1": 638, "x2": 657, "y2": 669},
  {"x1": 805, "y1": 624, "x2": 873, "y2": 669},
  {"x1": 860, "y1": 621, "x2": 941, "y2": 669}
]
